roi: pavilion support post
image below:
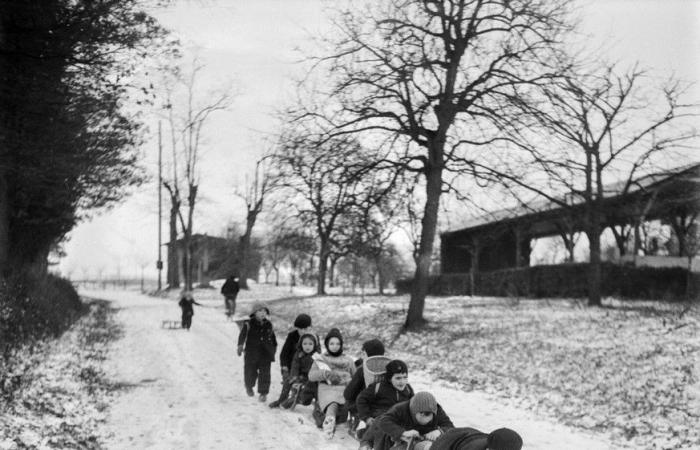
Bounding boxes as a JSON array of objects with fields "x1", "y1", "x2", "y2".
[{"x1": 470, "y1": 236, "x2": 480, "y2": 297}]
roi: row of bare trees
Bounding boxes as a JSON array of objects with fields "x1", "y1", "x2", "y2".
[
  {"x1": 271, "y1": 0, "x2": 697, "y2": 329},
  {"x1": 155, "y1": 2, "x2": 696, "y2": 329},
  {"x1": 160, "y1": 59, "x2": 231, "y2": 291}
]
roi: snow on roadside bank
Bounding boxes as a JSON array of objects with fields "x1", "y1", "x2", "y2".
[{"x1": 0, "y1": 300, "x2": 119, "y2": 450}]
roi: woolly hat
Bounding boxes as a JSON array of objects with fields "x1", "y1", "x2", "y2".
[
  {"x1": 294, "y1": 313, "x2": 312, "y2": 329},
  {"x1": 409, "y1": 391, "x2": 437, "y2": 415},
  {"x1": 250, "y1": 302, "x2": 270, "y2": 316},
  {"x1": 324, "y1": 328, "x2": 343, "y2": 352},
  {"x1": 486, "y1": 428, "x2": 523, "y2": 450},
  {"x1": 385, "y1": 359, "x2": 408, "y2": 379},
  {"x1": 361, "y1": 339, "x2": 385, "y2": 357},
  {"x1": 297, "y1": 333, "x2": 319, "y2": 353}
]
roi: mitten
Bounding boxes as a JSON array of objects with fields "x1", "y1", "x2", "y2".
[{"x1": 327, "y1": 372, "x2": 342, "y2": 385}]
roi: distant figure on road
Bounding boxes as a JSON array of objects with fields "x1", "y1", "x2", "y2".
[
  {"x1": 221, "y1": 275, "x2": 240, "y2": 318},
  {"x1": 178, "y1": 291, "x2": 202, "y2": 330}
]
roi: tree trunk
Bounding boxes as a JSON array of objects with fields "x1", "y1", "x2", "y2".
[
  {"x1": 0, "y1": 173, "x2": 8, "y2": 276},
  {"x1": 377, "y1": 257, "x2": 385, "y2": 295},
  {"x1": 405, "y1": 157, "x2": 443, "y2": 329},
  {"x1": 317, "y1": 239, "x2": 328, "y2": 295},
  {"x1": 167, "y1": 204, "x2": 179, "y2": 289},
  {"x1": 328, "y1": 257, "x2": 337, "y2": 288},
  {"x1": 238, "y1": 232, "x2": 251, "y2": 289},
  {"x1": 587, "y1": 223, "x2": 602, "y2": 306},
  {"x1": 587, "y1": 154, "x2": 603, "y2": 307},
  {"x1": 610, "y1": 226, "x2": 627, "y2": 257}
]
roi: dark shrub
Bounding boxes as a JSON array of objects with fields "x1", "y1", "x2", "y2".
[{"x1": 0, "y1": 273, "x2": 83, "y2": 346}]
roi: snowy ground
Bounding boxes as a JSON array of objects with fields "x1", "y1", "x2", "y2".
[{"x1": 82, "y1": 285, "x2": 627, "y2": 450}]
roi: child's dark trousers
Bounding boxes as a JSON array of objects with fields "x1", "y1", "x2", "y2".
[{"x1": 244, "y1": 352, "x2": 271, "y2": 394}]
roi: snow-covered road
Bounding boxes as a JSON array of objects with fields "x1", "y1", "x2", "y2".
[{"x1": 85, "y1": 289, "x2": 621, "y2": 450}]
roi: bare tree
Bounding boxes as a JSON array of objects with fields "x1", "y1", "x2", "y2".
[
  {"x1": 304, "y1": 0, "x2": 571, "y2": 328},
  {"x1": 162, "y1": 58, "x2": 230, "y2": 290},
  {"x1": 272, "y1": 125, "x2": 394, "y2": 294},
  {"x1": 233, "y1": 155, "x2": 277, "y2": 289},
  {"x1": 494, "y1": 63, "x2": 699, "y2": 306}
]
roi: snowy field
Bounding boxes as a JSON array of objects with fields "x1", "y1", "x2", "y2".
[
  {"x1": 90, "y1": 285, "x2": 620, "y2": 449},
  {"x1": 2, "y1": 283, "x2": 697, "y2": 449}
]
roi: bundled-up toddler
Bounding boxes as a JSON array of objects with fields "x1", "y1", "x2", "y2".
[
  {"x1": 237, "y1": 302, "x2": 277, "y2": 402},
  {"x1": 269, "y1": 313, "x2": 313, "y2": 408},
  {"x1": 308, "y1": 328, "x2": 355, "y2": 439}
]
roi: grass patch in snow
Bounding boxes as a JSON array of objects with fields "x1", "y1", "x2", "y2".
[{"x1": 264, "y1": 291, "x2": 699, "y2": 450}]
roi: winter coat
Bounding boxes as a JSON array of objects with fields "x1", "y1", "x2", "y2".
[
  {"x1": 289, "y1": 333, "x2": 319, "y2": 381},
  {"x1": 289, "y1": 349, "x2": 315, "y2": 382},
  {"x1": 343, "y1": 364, "x2": 366, "y2": 404},
  {"x1": 237, "y1": 318, "x2": 277, "y2": 362},
  {"x1": 279, "y1": 330, "x2": 301, "y2": 371},
  {"x1": 221, "y1": 277, "x2": 240, "y2": 297},
  {"x1": 308, "y1": 352, "x2": 356, "y2": 411},
  {"x1": 430, "y1": 427, "x2": 490, "y2": 450},
  {"x1": 178, "y1": 297, "x2": 200, "y2": 316},
  {"x1": 356, "y1": 380, "x2": 414, "y2": 422},
  {"x1": 376, "y1": 400, "x2": 454, "y2": 444}
]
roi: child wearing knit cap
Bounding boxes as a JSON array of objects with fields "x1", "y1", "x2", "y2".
[
  {"x1": 355, "y1": 359, "x2": 414, "y2": 450},
  {"x1": 376, "y1": 391, "x2": 454, "y2": 450},
  {"x1": 308, "y1": 328, "x2": 356, "y2": 439},
  {"x1": 269, "y1": 313, "x2": 313, "y2": 408},
  {"x1": 237, "y1": 302, "x2": 277, "y2": 403},
  {"x1": 430, "y1": 427, "x2": 523, "y2": 450}
]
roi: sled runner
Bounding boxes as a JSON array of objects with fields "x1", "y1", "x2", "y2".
[
  {"x1": 230, "y1": 315, "x2": 248, "y2": 330},
  {"x1": 161, "y1": 320, "x2": 181, "y2": 329}
]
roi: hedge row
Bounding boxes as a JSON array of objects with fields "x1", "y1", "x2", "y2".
[
  {"x1": 395, "y1": 263, "x2": 699, "y2": 301},
  {"x1": 1, "y1": 273, "x2": 83, "y2": 347}
]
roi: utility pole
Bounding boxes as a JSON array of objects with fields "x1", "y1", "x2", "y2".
[{"x1": 157, "y1": 121, "x2": 163, "y2": 291}]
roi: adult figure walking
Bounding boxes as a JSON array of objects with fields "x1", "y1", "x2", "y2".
[{"x1": 221, "y1": 275, "x2": 240, "y2": 318}]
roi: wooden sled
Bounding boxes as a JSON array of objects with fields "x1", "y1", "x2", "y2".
[
  {"x1": 161, "y1": 320, "x2": 182, "y2": 329},
  {"x1": 230, "y1": 315, "x2": 248, "y2": 330}
]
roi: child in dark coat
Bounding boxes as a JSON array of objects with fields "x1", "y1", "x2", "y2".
[
  {"x1": 430, "y1": 427, "x2": 523, "y2": 450},
  {"x1": 355, "y1": 360, "x2": 414, "y2": 450},
  {"x1": 237, "y1": 302, "x2": 277, "y2": 402},
  {"x1": 280, "y1": 333, "x2": 320, "y2": 409},
  {"x1": 178, "y1": 291, "x2": 202, "y2": 330},
  {"x1": 269, "y1": 313, "x2": 312, "y2": 408},
  {"x1": 344, "y1": 339, "x2": 386, "y2": 409},
  {"x1": 376, "y1": 391, "x2": 454, "y2": 450}
]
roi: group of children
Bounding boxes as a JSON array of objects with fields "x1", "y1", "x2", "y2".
[{"x1": 236, "y1": 302, "x2": 523, "y2": 450}]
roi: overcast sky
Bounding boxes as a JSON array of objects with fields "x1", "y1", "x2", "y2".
[{"x1": 57, "y1": 0, "x2": 700, "y2": 280}]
